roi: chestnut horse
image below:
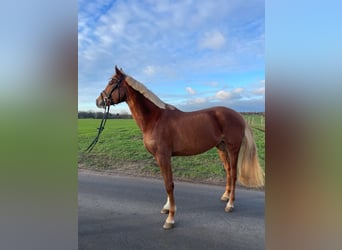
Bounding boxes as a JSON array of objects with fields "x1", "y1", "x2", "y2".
[{"x1": 96, "y1": 66, "x2": 264, "y2": 229}]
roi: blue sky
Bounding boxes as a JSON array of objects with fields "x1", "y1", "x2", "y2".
[{"x1": 78, "y1": 0, "x2": 264, "y2": 113}]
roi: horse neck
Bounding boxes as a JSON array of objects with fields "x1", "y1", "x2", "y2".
[{"x1": 125, "y1": 86, "x2": 163, "y2": 132}]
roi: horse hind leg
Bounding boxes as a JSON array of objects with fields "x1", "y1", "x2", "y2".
[
  {"x1": 224, "y1": 144, "x2": 240, "y2": 212},
  {"x1": 217, "y1": 143, "x2": 231, "y2": 202}
]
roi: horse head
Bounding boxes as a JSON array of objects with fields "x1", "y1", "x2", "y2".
[{"x1": 96, "y1": 66, "x2": 127, "y2": 108}]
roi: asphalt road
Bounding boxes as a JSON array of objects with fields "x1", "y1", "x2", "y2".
[{"x1": 79, "y1": 170, "x2": 265, "y2": 250}]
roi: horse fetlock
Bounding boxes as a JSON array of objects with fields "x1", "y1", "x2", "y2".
[
  {"x1": 220, "y1": 193, "x2": 230, "y2": 201},
  {"x1": 163, "y1": 221, "x2": 175, "y2": 230},
  {"x1": 225, "y1": 205, "x2": 234, "y2": 212},
  {"x1": 160, "y1": 208, "x2": 169, "y2": 214},
  {"x1": 225, "y1": 202, "x2": 234, "y2": 212},
  {"x1": 163, "y1": 217, "x2": 175, "y2": 230}
]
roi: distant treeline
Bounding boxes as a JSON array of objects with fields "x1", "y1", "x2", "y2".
[
  {"x1": 78, "y1": 111, "x2": 264, "y2": 119},
  {"x1": 240, "y1": 112, "x2": 265, "y2": 116},
  {"x1": 78, "y1": 111, "x2": 132, "y2": 119}
]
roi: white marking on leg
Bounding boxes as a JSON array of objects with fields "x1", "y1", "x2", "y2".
[
  {"x1": 221, "y1": 191, "x2": 230, "y2": 201},
  {"x1": 225, "y1": 200, "x2": 234, "y2": 212},
  {"x1": 163, "y1": 196, "x2": 170, "y2": 210},
  {"x1": 227, "y1": 200, "x2": 234, "y2": 208},
  {"x1": 166, "y1": 216, "x2": 175, "y2": 224}
]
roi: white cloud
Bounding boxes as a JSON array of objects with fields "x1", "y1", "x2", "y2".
[
  {"x1": 99, "y1": 34, "x2": 114, "y2": 46},
  {"x1": 189, "y1": 97, "x2": 207, "y2": 104},
  {"x1": 199, "y1": 30, "x2": 226, "y2": 50},
  {"x1": 215, "y1": 90, "x2": 232, "y2": 100},
  {"x1": 253, "y1": 87, "x2": 265, "y2": 94},
  {"x1": 78, "y1": 0, "x2": 264, "y2": 112},
  {"x1": 233, "y1": 87, "x2": 244, "y2": 94},
  {"x1": 214, "y1": 88, "x2": 243, "y2": 101},
  {"x1": 208, "y1": 81, "x2": 219, "y2": 87},
  {"x1": 143, "y1": 65, "x2": 156, "y2": 76},
  {"x1": 186, "y1": 87, "x2": 196, "y2": 95}
]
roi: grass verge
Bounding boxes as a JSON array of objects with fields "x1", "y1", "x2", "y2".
[{"x1": 78, "y1": 116, "x2": 264, "y2": 185}]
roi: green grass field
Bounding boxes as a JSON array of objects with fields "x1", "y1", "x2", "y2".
[{"x1": 78, "y1": 115, "x2": 264, "y2": 184}]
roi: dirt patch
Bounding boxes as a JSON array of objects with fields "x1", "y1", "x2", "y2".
[
  {"x1": 78, "y1": 164, "x2": 265, "y2": 191},
  {"x1": 78, "y1": 164, "x2": 227, "y2": 186}
]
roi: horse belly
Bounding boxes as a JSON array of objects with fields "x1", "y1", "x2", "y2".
[{"x1": 172, "y1": 126, "x2": 221, "y2": 156}]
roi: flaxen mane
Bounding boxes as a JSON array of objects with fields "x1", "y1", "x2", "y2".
[{"x1": 125, "y1": 75, "x2": 176, "y2": 110}]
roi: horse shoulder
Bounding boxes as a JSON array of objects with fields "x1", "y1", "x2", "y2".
[
  {"x1": 143, "y1": 131, "x2": 158, "y2": 155},
  {"x1": 142, "y1": 111, "x2": 174, "y2": 155}
]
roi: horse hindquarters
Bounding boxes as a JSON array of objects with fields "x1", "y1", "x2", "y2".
[{"x1": 218, "y1": 117, "x2": 264, "y2": 211}]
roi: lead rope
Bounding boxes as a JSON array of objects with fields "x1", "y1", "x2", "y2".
[{"x1": 85, "y1": 105, "x2": 110, "y2": 153}]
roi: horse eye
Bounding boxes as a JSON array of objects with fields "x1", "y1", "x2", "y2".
[{"x1": 109, "y1": 77, "x2": 118, "y2": 85}]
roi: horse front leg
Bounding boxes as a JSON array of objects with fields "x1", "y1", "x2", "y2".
[
  {"x1": 161, "y1": 196, "x2": 171, "y2": 214},
  {"x1": 155, "y1": 154, "x2": 176, "y2": 229}
]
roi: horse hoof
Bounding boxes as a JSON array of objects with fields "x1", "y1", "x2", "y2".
[
  {"x1": 225, "y1": 205, "x2": 234, "y2": 212},
  {"x1": 160, "y1": 208, "x2": 169, "y2": 214},
  {"x1": 220, "y1": 195, "x2": 229, "y2": 202},
  {"x1": 163, "y1": 222, "x2": 174, "y2": 230}
]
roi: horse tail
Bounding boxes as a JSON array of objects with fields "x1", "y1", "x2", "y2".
[{"x1": 237, "y1": 123, "x2": 265, "y2": 188}]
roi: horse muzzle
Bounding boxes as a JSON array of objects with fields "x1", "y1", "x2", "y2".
[
  {"x1": 96, "y1": 96, "x2": 105, "y2": 108},
  {"x1": 96, "y1": 91, "x2": 113, "y2": 108}
]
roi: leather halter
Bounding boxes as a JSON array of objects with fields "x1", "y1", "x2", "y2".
[
  {"x1": 100, "y1": 75, "x2": 125, "y2": 106},
  {"x1": 85, "y1": 75, "x2": 125, "y2": 153}
]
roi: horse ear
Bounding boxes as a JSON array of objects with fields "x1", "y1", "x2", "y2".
[{"x1": 115, "y1": 65, "x2": 124, "y2": 76}]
